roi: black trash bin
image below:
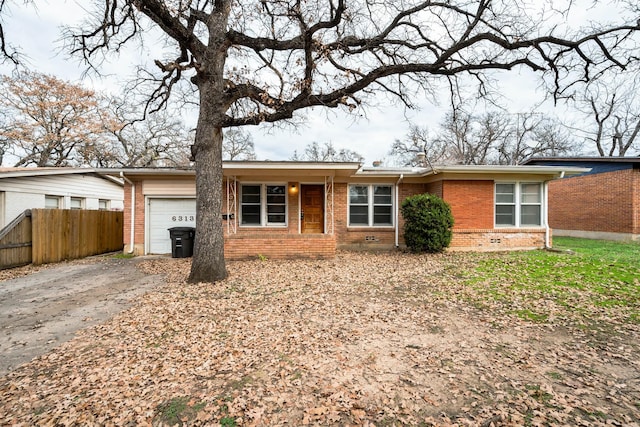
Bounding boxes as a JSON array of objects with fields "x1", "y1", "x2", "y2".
[{"x1": 168, "y1": 227, "x2": 195, "y2": 258}]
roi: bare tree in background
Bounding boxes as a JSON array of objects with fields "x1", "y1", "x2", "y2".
[
  {"x1": 574, "y1": 79, "x2": 640, "y2": 156},
  {"x1": 496, "y1": 113, "x2": 576, "y2": 164},
  {"x1": 390, "y1": 111, "x2": 577, "y2": 165},
  {"x1": 95, "y1": 96, "x2": 193, "y2": 167},
  {"x1": 46, "y1": 0, "x2": 640, "y2": 282},
  {"x1": 388, "y1": 125, "x2": 451, "y2": 167},
  {"x1": 223, "y1": 129, "x2": 257, "y2": 161},
  {"x1": 291, "y1": 141, "x2": 363, "y2": 162}
]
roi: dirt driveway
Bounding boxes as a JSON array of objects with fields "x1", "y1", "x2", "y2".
[{"x1": 0, "y1": 256, "x2": 164, "y2": 375}]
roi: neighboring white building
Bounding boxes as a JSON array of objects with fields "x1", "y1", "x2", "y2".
[{"x1": 0, "y1": 168, "x2": 124, "y2": 229}]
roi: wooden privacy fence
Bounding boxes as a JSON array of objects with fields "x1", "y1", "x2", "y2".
[
  {"x1": 0, "y1": 210, "x2": 32, "y2": 269},
  {"x1": 0, "y1": 209, "x2": 124, "y2": 270}
]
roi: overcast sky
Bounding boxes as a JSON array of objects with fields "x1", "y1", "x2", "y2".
[{"x1": 0, "y1": 1, "x2": 594, "y2": 165}]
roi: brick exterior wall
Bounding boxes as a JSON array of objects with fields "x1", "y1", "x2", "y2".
[
  {"x1": 125, "y1": 176, "x2": 551, "y2": 257},
  {"x1": 548, "y1": 169, "x2": 638, "y2": 235},
  {"x1": 224, "y1": 233, "x2": 336, "y2": 260},
  {"x1": 442, "y1": 180, "x2": 494, "y2": 229}
]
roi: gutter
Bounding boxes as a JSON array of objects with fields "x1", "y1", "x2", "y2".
[
  {"x1": 395, "y1": 174, "x2": 404, "y2": 248},
  {"x1": 120, "y1": 172, "x2": 136, "y2": 254}
]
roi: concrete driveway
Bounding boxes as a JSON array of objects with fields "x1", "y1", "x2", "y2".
[{"x1": 0, "y1": 256, "x2": 164, "y2": 375}]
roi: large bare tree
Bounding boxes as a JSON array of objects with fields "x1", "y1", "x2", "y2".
[{"x1": 61, "y1": 0, "x2": 639, "y2": 282}]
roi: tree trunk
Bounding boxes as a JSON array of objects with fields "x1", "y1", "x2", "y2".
[{"x1": 188, "y1": 81, "x2": 228, "y2": 283}]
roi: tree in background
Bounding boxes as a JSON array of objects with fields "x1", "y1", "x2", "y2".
[
  {"x1": 0, "y1": 71, "x2": 194, "y2": 167},
  {"x1": 388, "y1": 125, "x2": 452, "y2": 167},
  {"x1": 291, "y1": 141, "x2": 363, "y2": 163},
  {"x1": 390, "y1": 110, "x2": 577, "y2": 166},
  {"x1": 0, "y1": 71, "x2": 104, "y2": 167},
  {"x1": 96, "y1": 96, "x2": 193, "y2": 167},
  {"x1": 32, "y1": 0, "x2": 638, "y2": 282},
  {"x1": 222, "y1": 129, "x2": 257, "y2": 161},
  {"x1": 573, "y1": 78, "x2": 640, "y2": 156}
]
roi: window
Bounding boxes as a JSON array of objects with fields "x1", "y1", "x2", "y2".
[
  {"x1": 495, "y1": 183, "x2": 542, "y2": 227},
  {"x1": 495, "y1": 184, "x2": 515, "y2": 226},
  {"x1": 45, "y1": 196, "x2": 61, "y2": 209},
  {"x1": 70, "y1": 197, "x2": 84, "y2": 210},
  {"x1": 98, "y1": 199, "x2": 109, "y2": 210},
  {"x1": 240, "y1": 184, "x2": 287, "y2": 226},
  {"x1": 348, "y1": 185, "x2": 394, "y2": 226},
  {"x1": 520, "y1": 183, "x2": 542, "y2": 226}
]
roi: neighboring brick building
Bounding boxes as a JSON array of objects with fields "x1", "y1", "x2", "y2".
[
  {"x1": 109, "y1": 162, "x2": 586, "y2": 259},
  {"x1": 523, "y1": 157, "x2": 640, "y2": 242}
]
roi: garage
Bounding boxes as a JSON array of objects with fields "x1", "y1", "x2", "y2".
[{"x1": 147, "y1": 198, "x2": 196, "y2": 254}]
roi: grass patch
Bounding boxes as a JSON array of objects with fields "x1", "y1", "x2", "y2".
[
  {"x1": 153, "y1": 396, "x2": 205, "y2": 426},
  {"x1": 460, "y1": 237, "x2": 640, "y2": 323},
  {"x1": 111, "y1": 252, "x2": 135, "y2": 259}
]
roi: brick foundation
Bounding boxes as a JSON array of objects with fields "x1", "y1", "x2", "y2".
[
  {"x1": 450, "y1": 228, "x2": 548, "y2": 251},
  {"x1": 224, "y1": 233, "x2": 336, "y2": 260}
]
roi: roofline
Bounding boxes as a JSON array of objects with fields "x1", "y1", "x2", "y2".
[
  {"x1": 0, "y1": 167, "x2": 100, "y2": 178},
  {"x1": 429, "y1": 164, "x2": 590, "y2": 175},
  {"x1": 522, "y1": 156, "x2": 640, "y2": 164},
  {"x1": 357, "y1": 164, "x2": 590, "y2": 177},
  {"x1": 3, "y1": 163, "x2": 589, "y2": 179}
]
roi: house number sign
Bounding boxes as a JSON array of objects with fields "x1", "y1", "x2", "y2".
[{"x1": 171, "y1": 215, "x2": 195, "y2": 222}]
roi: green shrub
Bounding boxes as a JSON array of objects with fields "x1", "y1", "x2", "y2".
[{"x1": 401, "y1": 193, "x2": 454, "y2": 253}]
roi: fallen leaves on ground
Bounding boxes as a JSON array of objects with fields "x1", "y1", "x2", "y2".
[{"x1": 1, "y1": 251, "x2": 639, "y2": 426}]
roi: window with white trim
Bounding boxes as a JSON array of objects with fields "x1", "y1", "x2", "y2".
[
  {"x1": 45, "y1": 195, "x2": 61, "y2": 209},
  {"x1": 240, "y1": 184, "x2": 287, "y2": 226},
  {"x1": 348, "y1": 184, "x2": 394, "y2": 226},
  {"x1": 70, "y1": 197, "x2": 84, "y2": 210},
  {"x1": 98, "y1": 199, "x2": 110, "y2": 210},
  {"x1": 495, "y1": 182, "x2": 542, "y2": 227}
]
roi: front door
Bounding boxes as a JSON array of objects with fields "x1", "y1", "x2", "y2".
[{"x1": 301, "y1": 185, "x2": 324, "y2": 234}]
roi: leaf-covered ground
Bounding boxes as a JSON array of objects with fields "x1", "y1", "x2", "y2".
[{"x1": 1, "y1": 251, "x2": 639, "y2": 426}]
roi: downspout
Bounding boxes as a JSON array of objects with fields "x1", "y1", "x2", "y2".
[
  {"x1": 395, "y1": 174, "x2": 404, "y2": 248},
  {"x1": 544, "y1": 180, "x2": 550, "y2": 249},
  {"x1": 120, "y1": 172, "x2": 136, "y2": 254}
]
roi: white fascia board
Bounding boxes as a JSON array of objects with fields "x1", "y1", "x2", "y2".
[
  {"x1": 433, "y1": 165, "x2": 590, "y2": 176},
  {"x1": 0, "y1": 167, "x2": 98, "y2": 179}
]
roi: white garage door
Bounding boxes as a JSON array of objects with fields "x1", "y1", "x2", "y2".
[{"x1": 148, "y1": 198, "x2": 196, "y2": 254}]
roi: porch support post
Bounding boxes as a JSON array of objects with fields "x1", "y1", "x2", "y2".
[
  {"x1": 325, "y1": 176, "x2": 334, "y2": 235},
  {"x1": 226, "y1": 176, "x2": 237, "y2": 235}
]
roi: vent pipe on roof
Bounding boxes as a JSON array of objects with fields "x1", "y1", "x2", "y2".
[{"x1": 372, "y1": 160, "x2": 382, "y2": 167}]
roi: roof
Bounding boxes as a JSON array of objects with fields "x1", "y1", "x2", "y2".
[
  {"x1": 0, "y1": 167, "x2": 124, "y2": 185},
  {"x1": 0, "y1": 167, "x2": 98, "y2": 178},
  {"x1": 521, "y1": 157, "x2": 639, "y2": 176},
  {"x1": 358, "y1": 164, "x2": 589, "y2": 178},
  {"x1": 522, "y1": 156, "x2": 640, "y2": 164},
  {"x1": 1, "y1": 162, "x2": 590, "y2": 182}
]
